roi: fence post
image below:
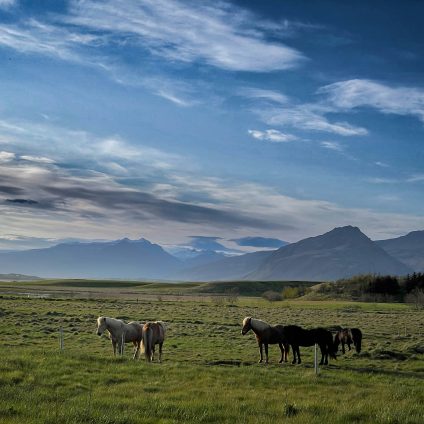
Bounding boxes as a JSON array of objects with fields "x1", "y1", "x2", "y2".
[
  {"x1": 59, "y1": 327, "x2": 64, "y2": 351},
  {"x1": 314, "y1": 343, "x2": 319, "y2": 375}
]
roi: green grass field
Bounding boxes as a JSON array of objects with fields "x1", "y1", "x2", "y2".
[{"x1": 0, "y1": 280, "x2": 423, "y2": 423}]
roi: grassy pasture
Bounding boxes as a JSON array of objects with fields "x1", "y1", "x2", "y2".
[{"x1": 0, "y1": 280, "x2": 423, "y2": 423}]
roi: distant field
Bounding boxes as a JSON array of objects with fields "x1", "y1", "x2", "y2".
[
  {"x1": 0, "y1": 281, "x2": 423, "y2": 423},
  {"x1": 0, "y1": 278, "x2": 315, "y2": 299}
]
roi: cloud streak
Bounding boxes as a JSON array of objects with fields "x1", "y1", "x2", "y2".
[
  {"x1": 319, "y1": 79, "x2": 424, "y2": 123},
  {"x1": 65, "y1": 0, "x2": 305, "y2": 72},
  {"x1": 248, "y1": 129, "x2": 298, "y2": 143}
]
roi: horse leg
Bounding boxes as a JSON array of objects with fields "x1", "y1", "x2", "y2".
[
  {"x1": 342, "y1": 341, "x2": 346, "y2": 354},
  {"x1": 291, "y1": 345, "x2": 298, "y2": 364},
  {"x1": 284, "y1": 343, "x2": 289, "y2": 362},
  {"x1": 258, "y1": 343, "x2": 263, "y2": 363},
  {"x1": 133, "y1": 341, "x2": 140, "y2": 360},
  {"x1": 159, "y1": 342, "x2": 163, "y2": 363},
  {"x1": 264, "y1": 344, "x2": 269, "y2": 364},
  {"x1": 278, "y1": 342, "x2": 284, "y2": 363},
  {"x1": 296, "y1": 346, "x2": 301, "y2": 364},
  {"x1": 112, "y1": 340, "x2": 117, "y2": 356},
  {"x1": 348, "y1": 342, "x2": 352, "y2": 351}
]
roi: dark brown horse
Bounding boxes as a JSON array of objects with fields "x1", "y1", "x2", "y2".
[
  {"x1": 280, "y1": 325, "x2": 336, "y2": 365},
  {"x1": 241, "y1": 317, "x2": 290, "y2": 364},
  {"x1": 334, "y1": 328, "x2": 362, "y2": 354},
  {"x1": 142, "y1": 321, "x2": 166, "y2": 362}
]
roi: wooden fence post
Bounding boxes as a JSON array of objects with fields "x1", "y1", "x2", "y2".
[
  {"x1": 314, "y1": 343, "x2": 319, "y2": 375},
  {"x1": 59, "y1": 327, "x2": 64, "y2": 351}
]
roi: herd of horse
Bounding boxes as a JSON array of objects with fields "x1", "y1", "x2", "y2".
[
  {"x1": 241, "y1": 317, "x2": 362, "y2": 365},
  {"x1": 96, "y1": 315, "x2": 362, "y2": 365}
]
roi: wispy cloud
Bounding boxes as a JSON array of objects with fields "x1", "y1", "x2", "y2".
[
  {"x1": 407, "y1": 174, "x2": 424, "y2": 183},
  {"x1": 375, "y1": 161, "x2": 389, "y2": 168},
  {"x1": 65, "y1": 0, "x2": 305, "y2": 72},
  {"x1": 258, "y1": 103, "x2": 368, "y2": 136},
  {"x1": 238, "y1": 88, "x2": 289, "y2": 104},
  {"x1": 320, "y1": 141, "x2": 343, "y2": 151},
  {"x1": 20, "y1": 155, "x2": 55, "y2": 164},
  {"x1": 319, "y1": 79, "x2": 424, "y2": 123},
  {"x1": 368, "y1": 177, "x2": 400, "y2": 184},
  {"x1": 0, "y1": 146, "x2": 423, "y2": 243},
  {"x1": 0, "y1": 0, "x2": 16, "y2": 9},
  {"x1": 0, "y1": 19, "x2": 100, "y2": 62},
  {"x1": 248, "y1": 129, "x2": 298, "y2": 143}
]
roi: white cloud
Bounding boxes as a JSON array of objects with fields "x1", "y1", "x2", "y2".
[
  {"x1": 320, "y1": 141, "x2": 343, "y2": 151},
  {"x1": 0, "y1": 151, "x2": 15, "y2": 162},
  {"x1": 259, "y1": 103, "x2": 368, "y2": 136},
  {"x1": 375, "y1": 161, "x2": 389, "y2": 168},
  {"x1": 0, "y1": 19, "x2": 99, "y2": 62},
  {"x1": 0, "y1": 118, "x2": 422, "y2": 244},
  {"x1": 66, "y1": 0, "x2": 305, "y2": 72},
  {"x1": 319, "y1": 79, "x2": 424, "y2": 123},
  {"x1": 238, "y1": 88, "x2": 289, "y2": 104},
  {"x1": 0, "y1": 119, "x2": 182, "y2": 171},
  {"x1": 20, "y1": 155, "x2": 55, "y2": 164},
  {"x1": 248, "y1": 129, "x2": 298, "y2": 143}
]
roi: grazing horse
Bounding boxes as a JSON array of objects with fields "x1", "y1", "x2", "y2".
[
  {"x1": 280, "y1": 325, "x2": 336, "y2": 365},
  {"x1": 142, "y1": 321, "x2": 166, "y2": 362},
  {"x1": 334, "y1": 328, "x2": 362, "y2": 354},
  {"x1": 96, "y1": 316, "x2": 144, "y2": 359},
  {"x1": 241, "y1": 317, "x2": 290, "y2": 364}
]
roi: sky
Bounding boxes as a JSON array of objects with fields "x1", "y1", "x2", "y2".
[{"x1": 0, "y1": 0, "x2": 423, "y2": 251}]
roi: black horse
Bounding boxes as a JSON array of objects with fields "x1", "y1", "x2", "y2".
[{"x1": 280, "y1": 325, "x2": 336, "y2": 365}]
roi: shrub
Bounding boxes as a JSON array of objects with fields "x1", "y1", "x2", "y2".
[
  {"x1": 281, "y1": 286, "x2": 300, "y2": 299},
  {"x1": 262, "y1": 290, "x2": 282, "y2": 302}
]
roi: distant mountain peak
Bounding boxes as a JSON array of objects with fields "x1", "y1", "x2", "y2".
[{"x1": 329, "y1": 225, "x2": 362, "y2": 234}]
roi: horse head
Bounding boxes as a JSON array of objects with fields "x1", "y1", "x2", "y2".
[
  {"x1": 96, "y1": 316, "x2": 107, "y2": 336},
  {"x1": 241, "y1": 317, "x2": 252, "y2": 335}
]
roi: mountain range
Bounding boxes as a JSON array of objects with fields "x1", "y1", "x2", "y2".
[{"x1": 0, "y1": 226, "x2": 421, "y2": 281}]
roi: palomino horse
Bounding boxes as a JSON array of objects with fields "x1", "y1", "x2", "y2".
[
  {"x1": 280, "y1": 325, "x2": 336, "y2": 365},
  {"x1": 241, "y1": 317, "x2": 290, "y2": 364},
  {"x1": 96, "y1": 316, "x2": 144, "y2": 359},
  {"x1": 142, "y1": 321, "x2": 166, "y2": 362},
  {"x1": 334, "y1": 328, "x2": 362, "y2": 354}
]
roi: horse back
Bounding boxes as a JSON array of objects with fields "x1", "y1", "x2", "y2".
[
  {"x1": 267, "y1": 325, "x2": 286, "y2": 344},
  {"x1": 128, "y1": 321, "x2": 144, "y2": 340}
]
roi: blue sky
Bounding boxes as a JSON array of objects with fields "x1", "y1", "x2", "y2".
[{"x1": 0, "y1": 0, "x2": 423, "y2": 250}]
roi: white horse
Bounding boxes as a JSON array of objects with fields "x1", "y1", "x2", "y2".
[
  {"x1": 142, "y1": 321, "x2": 166, "y2": 362},
  {"x1": 96, "y1": 316, "x2": 144, "y2": 359}
]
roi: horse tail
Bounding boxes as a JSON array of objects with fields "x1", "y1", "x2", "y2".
[
  {"x1": 143, "y1": 323, "x2": 153, "y2": 362},
  {"x1": 351, "y1": 328, "x2": 362, "y2": 353}
]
